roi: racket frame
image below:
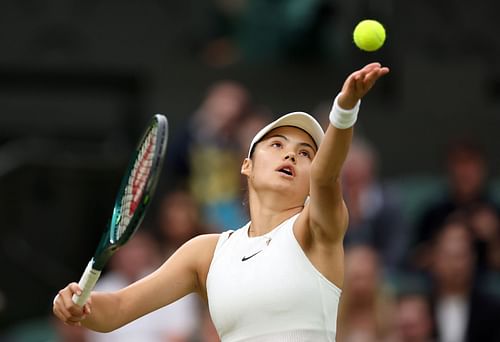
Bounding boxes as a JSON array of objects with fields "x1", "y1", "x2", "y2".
[{"x1": 72, "y1": 114, "x2": 168, "y2": 306}]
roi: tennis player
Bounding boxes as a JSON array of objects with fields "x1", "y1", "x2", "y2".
[{"x1": 53, "y1": 62, "x2": 389, "y2": 341}]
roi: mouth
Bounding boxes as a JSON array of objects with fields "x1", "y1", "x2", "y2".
[{"x1": 276, "y1": 165, "x2": 295, "y2": 177}]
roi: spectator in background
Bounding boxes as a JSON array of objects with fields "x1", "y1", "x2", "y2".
[
  {"x1": 86, "y1": 231, "x2": 200, "y2": 342},
  {"x1": 428, "y1": 219, "x2": 500, "y2": 342},
  {"x1": 415, "y1": 138, "x2": 498, "y2": 247},
  {"x1": 341, "y1": 137, "x2": 409, "y2": 272},
  {"x1": 155, "y1": 190, "x2": 216, "y2": 341},
  {"x1": 166, "y1": 80, "x2": 251, "y2": 231},
  {"x1": 392, "y1": 292, "x2": 435, "y2": 342},
  {"x1": 337, "y1": 245, "x2": 395, "y2": 342},
  {"x1": 411, "y1": 207, "x2": 500, "y2": 276},
  {"x1": 235, "y1": 106, "x2": 272, "y2": 161},
  {"x1": 156, "y1": 190, "x2": 212, "y2": 258},
  {"x1": 468, "y1": 202, "x2": 500, "y2": 272}
]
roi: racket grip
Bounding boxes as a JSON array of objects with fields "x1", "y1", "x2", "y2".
[{"x1": 72, "y1": 260, "x2": 102, "y2": 307}]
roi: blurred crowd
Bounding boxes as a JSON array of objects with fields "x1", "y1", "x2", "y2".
[
  {"x1": 3, "y1": 79, "x2": 500, "y2": 342},
  {"x1": 0, "y1": 0, "x2": 498, "y2": 340}
]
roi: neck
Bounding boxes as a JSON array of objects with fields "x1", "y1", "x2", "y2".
[
  {"x1": 247, "y1": 188, "x2": 303, "y2": 237},
  {"x1": 436, "y1": 280, "x2": 471, "y2": 297}
]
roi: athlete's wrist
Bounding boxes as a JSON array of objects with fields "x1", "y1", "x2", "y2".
[{"x1": 329, "y1": 93, "x2": 360, "y2": 129}]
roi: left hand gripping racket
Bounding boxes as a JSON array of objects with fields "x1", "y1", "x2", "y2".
[{"x1": 72, "y1": 114, "x2": 168, "y2": 306}]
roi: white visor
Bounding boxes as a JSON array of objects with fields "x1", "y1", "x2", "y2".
[{"x1": 247, "y1": 111, "x2": 324, "y2": 158}]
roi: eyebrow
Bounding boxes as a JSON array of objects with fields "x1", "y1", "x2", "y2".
[{"x1": 267, "y1": 134, "x2": 317, "y2": 152}]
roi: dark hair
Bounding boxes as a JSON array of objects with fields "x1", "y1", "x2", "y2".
[
  {"x1": 446, "y1": 138, "x2": 485, "y2": 163},
  {"x1": 431, "y1": 210, "x2": 474, "y2": 249},
  {"x1": 248, "y1": 144, "x2": 257, "y2": 159}
]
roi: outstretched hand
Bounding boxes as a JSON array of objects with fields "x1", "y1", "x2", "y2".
[{"x1": 338, "y1": 63, "x2": 389, "y2": 109}]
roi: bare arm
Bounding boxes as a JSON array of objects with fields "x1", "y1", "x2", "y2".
[
  {"x1": 308, "y1": 63, "x2": 389, "y2": 243},
  {"x1": 53, "y1": 234, "x2": 219, "y2": 332}
]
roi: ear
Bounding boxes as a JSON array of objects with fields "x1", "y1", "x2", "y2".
[{"x1": 241, "y1": 158, "x2": 252, "y2": 177}]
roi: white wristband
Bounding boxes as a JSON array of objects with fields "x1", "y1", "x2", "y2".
[{"x1": 329, "y1": 93, "x2": 361, "y2": 129}]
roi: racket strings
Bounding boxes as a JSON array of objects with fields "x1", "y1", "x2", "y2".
[{"x1": 117, "y1": 127, "x2": 157, "y2": 238}]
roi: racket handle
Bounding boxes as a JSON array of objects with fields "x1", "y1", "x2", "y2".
[{"x1": 72, "y1": 260, "x2": 102, "y2": 306}]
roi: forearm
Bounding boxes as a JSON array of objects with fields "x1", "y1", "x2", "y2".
[
  {"x1": 310, "y1": 92, "x2": 358, "y2": 184},
  {"x1": 81, "y1": 235, "x2": 218, "y2": 332},
  {"x1": 81, "y1": 291, "x2": 122, "y2": 332},
  {"x1": 306, "y1": 64, "x2": 388, "y2": 241},
  {"x1": 53, "y1": 235, "x2": 219, "y2": 331},
  {"x1": 307, "y1": 95, "x2": 354, "y2": 241},
  {"x1": 311, "y1": 125, "x2": 352, "y2": 184},
  {"x1": 310, "y1": 63, "x2": 385, "y2": 183}
]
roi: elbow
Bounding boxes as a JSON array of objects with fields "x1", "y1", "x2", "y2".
[
  {"x1": 83, "y1": 317, "x2": 120, "y2": 333},
  {"x1": 93, "y1": 326, "x2": 114, "y2": 334},
  {"x1": 85, "y1": 320, "x2": 121, "y2": 334},
  {"x1": 82, "y1": 320, "x2": 115, "y2": 333}
]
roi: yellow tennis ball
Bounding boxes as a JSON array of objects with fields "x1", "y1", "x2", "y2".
[{"x1": 353, "y1": 19, "x2": 386, "y2": 52}]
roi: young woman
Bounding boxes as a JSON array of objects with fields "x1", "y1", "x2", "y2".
[{"x1": 53, "y1": 62, "x2": 389, "y2": 341}]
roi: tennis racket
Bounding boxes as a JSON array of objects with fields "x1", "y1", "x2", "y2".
[{"x1": 72, "y1": 114, "x2": 168, "y2": 306}]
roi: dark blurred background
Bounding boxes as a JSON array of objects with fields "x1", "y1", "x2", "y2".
[{"x1": 0, "y1": 0, "x2": 499, "y2": 341}]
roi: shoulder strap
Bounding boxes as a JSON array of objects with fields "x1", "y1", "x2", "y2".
[{"x1": 213, "y1": 230, "x2": 234, "y2": 255}]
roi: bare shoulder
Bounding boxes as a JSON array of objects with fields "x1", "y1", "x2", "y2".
[
  {"x1": 186, "y1": 233, "x2": 220, "y2": 249},
  {"x1": 191, "y1": 233, "x2": 220, "y2": 263},
  {"x1": 180, "y1": 233, "x2": 220, "y2": 269}
]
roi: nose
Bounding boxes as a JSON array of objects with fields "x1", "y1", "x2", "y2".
[{"x1": 284, "y1": 152, "x2": 296, "y2": 163}]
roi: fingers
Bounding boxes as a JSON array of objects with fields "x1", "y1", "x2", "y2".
[
  {"x1": 83, "y1": 302, "x2": 92, "y2": 316},
  {"x1": 363, "y1": 66, "x2": 389, "y2": 87},
  {"x1": 347, "y1": 64, "x2": 389, "y2": 93},
  {"x1": 53, "y1": 282, "x2": 90, "y2": 326},
  {"x1": 69, "y1": 282, "x2": 83, "y2": 296},
  {"x1": 357, "y1": 64, "x2": 389, "y2": 83},
  {"x1": 361, "y1": 62, "x2": 382, "y2": 74},
  {"x1": 54, "y1": 306, "x2": 82, "y2": 327},
  {"x1": 338, "y1": 63, "x2": 388, "y2": 108}
]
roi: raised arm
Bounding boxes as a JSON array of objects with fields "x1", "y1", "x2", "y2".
[
  {"x1": 53, "y1": 234, "x2": 219, "y2": 332},
  {"x1": 308, "y1": 63, "x2": 389, "y2": 243}
]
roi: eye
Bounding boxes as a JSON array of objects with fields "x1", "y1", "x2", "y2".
[
  {"x1": 271, "y1": 142, "x2": 282, "y2": 148},
  {"x1": 299, "y1": 150, "x2": 312, "y2": 159}
]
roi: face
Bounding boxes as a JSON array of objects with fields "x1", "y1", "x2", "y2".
[
  {"x1": 111, "y1": 232, "x2": 159, "y2": 281},
  {"x1": 202, "y1": 82, "x2": 249, "y2": 133},
  {"x1": 342, "y1": 147, "x2": 374, "y2": 189},
  {"x1": 241, "y1": 126, "x2": 317, "y2": 204},
  {"x1": 448, "y1": 152, "x2": 486, "y2": 198},
  {"x1": 396, "y1": 295, "x2": 433, "y2": 341},
  {"x1": 431, "y1": 223, "x2": 474, "y2": 289},
  {"x1": 159, "y1": 191, "x2": 199, "y2": 243},
  {"x1": 344, "y1": 246, "x2": 379, "y2": 301}
]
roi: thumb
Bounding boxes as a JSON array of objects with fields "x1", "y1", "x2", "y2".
[{"x1": 69, "y1": 282, "x2": 83, "y2": 297}]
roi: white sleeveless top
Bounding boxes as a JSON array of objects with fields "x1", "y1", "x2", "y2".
[{"x1": 206, "y1": 214, "x2": 342, "y2": 342}]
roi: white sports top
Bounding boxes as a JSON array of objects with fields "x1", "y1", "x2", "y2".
[{"x1": 206, "y1": 214, "x2": 342, "y2": 342}]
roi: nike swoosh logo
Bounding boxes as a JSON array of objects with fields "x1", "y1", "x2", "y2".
[{"x1": 241, "y1": 250, "x2": 262, "y2": 261}]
